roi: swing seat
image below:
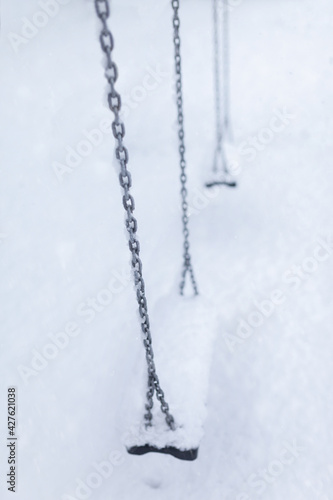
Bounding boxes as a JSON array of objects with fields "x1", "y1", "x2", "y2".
[
  {"x1": 205, "y1": 179, "x2": 237, "y2": 188},
  {"x1": 205, "y1": 167, "x2": 237, "y2": 188},
  {"x1": 124, "y1": 293, "x2": 219, "y2": 461},
  {"x1": 206, "y1": 138, "x2": 239, "y2": 188},
  {"x1": 127, "y1": 444, "x2": 198, "y2": 461},
  {"x1": 125, "y1": 418, "x2": 201, "y2": 461}
]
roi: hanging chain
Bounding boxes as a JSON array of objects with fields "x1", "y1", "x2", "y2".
[
  {"x1": 94, "y1": 0, "x2": 175, "y2": 431},
  {"x1": 222, "y1": 0, "x2": 231, "y2": 137},
  {"x1": 213, "y1": 0, "x2": 223, "y2": 154},
  {"x1": 212, "y1": 0, "x2": 231, "y2": 174},
  {"x1": 171, "y1": 0, "x2": 199, "y2": 296}
]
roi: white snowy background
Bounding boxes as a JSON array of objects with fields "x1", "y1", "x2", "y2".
[{"x1": 1, "y1": 0, "x2": 333, "y2": 499}]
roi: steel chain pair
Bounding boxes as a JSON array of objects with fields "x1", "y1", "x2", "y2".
[{"x1": 95, "y1": 0, "x2": 199, "y2": 430}]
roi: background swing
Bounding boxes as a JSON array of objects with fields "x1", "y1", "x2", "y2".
[
  {"x1": 206, "y1": 0, "x2": 237, "y2": 189},
  {"x1": 95, "y1": 0, "x2": 219, "y2": 461}
]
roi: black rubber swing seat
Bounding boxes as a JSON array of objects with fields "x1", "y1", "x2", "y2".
[
  {"x1": 205, "y1": 180, "x2": 237, "y2": 188},
  {"x1": 127, "y1": 444, "x2": 198, "y2": 461}
]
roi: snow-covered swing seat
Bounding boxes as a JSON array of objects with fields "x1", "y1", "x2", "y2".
[{"x1": 95, "y1": 0, "x2": 219, "y2": 461}]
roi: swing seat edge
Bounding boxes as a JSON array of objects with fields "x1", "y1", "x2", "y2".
[{"x1": 127, "y1": 444, "x2": 198, "y2": 461}]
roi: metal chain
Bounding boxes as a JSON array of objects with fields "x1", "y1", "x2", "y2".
[
  {"x1": 94, "y1": 0, "x2": 175, "y2": 431},
  {"x1": 212, "y1": 0, "x2": 231, "y2": 174},
  {"x1": 222, "y1": 0, "x2": 231, "y2": 138},
  {"x1": 213, "y1": 0, "x2": 223, "y2": 154},
  {"x1": 171, "y1": 0, "x2": 199, "y2": 296}
]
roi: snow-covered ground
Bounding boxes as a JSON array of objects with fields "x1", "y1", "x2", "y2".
[{"x1": 1, "y1": 0, "x2": 333, "y2": 498}]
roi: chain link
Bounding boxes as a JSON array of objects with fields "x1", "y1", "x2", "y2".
[
  {"x1": 171, "y1": 0, "x2": 199, "y2": 296},
  {"x1": 212, "y1": 0, "x2": 231, "y2": 174},
  {"x1": 94, "y1": 0, "x2": 175, "y2": 431}
]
